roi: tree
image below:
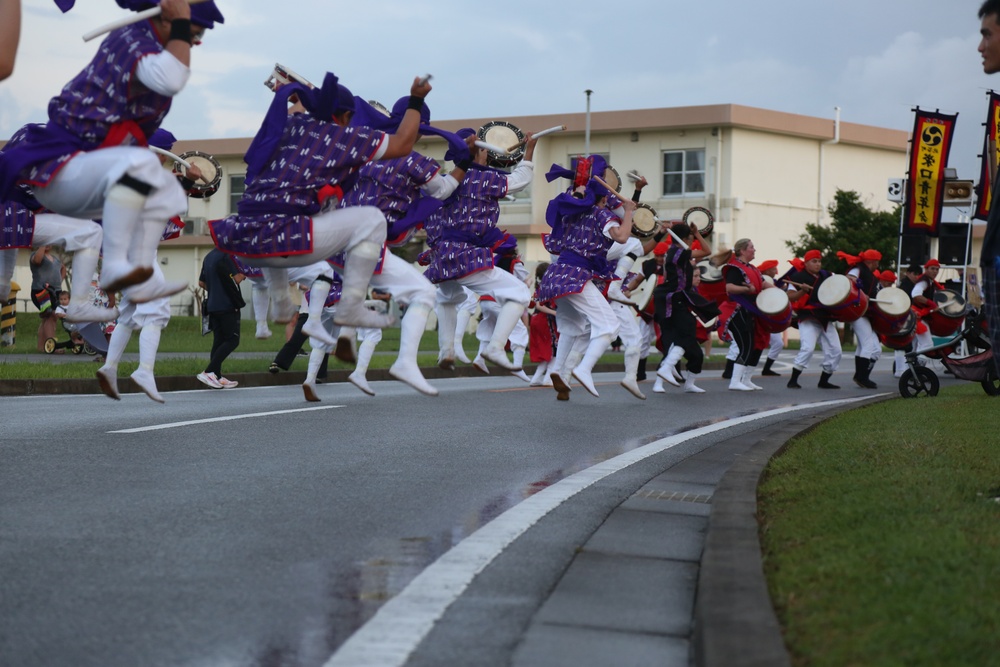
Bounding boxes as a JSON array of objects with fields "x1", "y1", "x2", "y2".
[{"x1": 785, "y1": 189, "x2": 902, "y2": 273}]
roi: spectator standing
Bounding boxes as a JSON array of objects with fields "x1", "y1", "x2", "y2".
[
  {"x1": 197, "y1": 248, "x2": 245, "y2": 389},
  {"x1": 29, "y1": 245, "x2": 65, "y2": 351}
]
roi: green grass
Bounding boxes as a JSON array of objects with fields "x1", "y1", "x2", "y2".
[{"x1": 759, "y1": 385, "x2": 1000, "y2": 666}]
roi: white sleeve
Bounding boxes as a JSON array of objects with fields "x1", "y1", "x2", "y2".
[
  {"x1": 135, "y1": 51, "x2": 191, "y2": 97},
  {"x1": 505, "y1": 160, "x2": 534, "y2": 194},
  {"x1": 420, "y1": 172, "x2": 458, "y2": 200},
  {"x1": 602, "y1": 220, "x2": 620, "y2": 239},
  {"x1": 912, "y1": 280, "x2": 927, "y2": 298},
  {"x1": 847, "y1": 267, "x2": 860, "y2": 278},
  {"x1": 370, "y1": 133, "x2": 390, "y2": 160}
]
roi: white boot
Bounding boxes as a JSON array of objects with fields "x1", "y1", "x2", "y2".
[
  {"x1": 454, "y1": 307, "x2": 473, "y2": 364},
  {"x1": 572, "y1": 334, "x2": 612, "y2": 397},
  {"x1": 729, "y1": 363, "x2": 754, "y2": 391},
  {"x1": 436, "y1": 301, "x2": 458, "y2": 371},
  {"x1": 510, "y1": 345, "x2": 531, "y2": 382},
  {"x1": 530, "y1": 361, "x2": 549, "y2": 386},
  {"x1": 302, "y1": 346, "x2": 326, "y2": 401},
  {"x1": 252, "y1": 285, "x2": 271, "y2": 339},
  {"x1": 683, "y1": 370, "x2": 706, "y2": 394},
  {"x1": 606, "y1": 254, "x2": 637, "y2": 305},
  {"x1": 99, "y1": 183, "x2": 152, "y2": 293},
  {"x1": 743, "y1": 365, "x2": 763, "y2": 390},
  {"x1": 483, "y1": 301, "x2": 526, "y2": 370},
  {"x1": 620, "y1": 346, "x2": 645, "y2": 399},
  {"x1": 262, "y1": 267, "x2": 295, "y2": 323},
  {"x1": 389, "y1": 303, "x2": 438, "y2": 396},
  {"x1": 129, "y1": 325, "x2": 164, "y2": 403},
  {"x1": 652, "y1": 376, "x2": 665, "y2": 393},
  {"x1": 348, "y1": 335, "x2": 378, "y2": 397},
  {"x1": 301, "y1": 278, "x2": 338, "y2": 348},
  {"x1": 472, "y1": 341, "x2": 490, "y2": 375},
  {"x1": 333, "y1": 241, "x2": 394, "y2": 329},
  {"x1": 656, "y1": 345, "x2": 684, "y2": 387}
]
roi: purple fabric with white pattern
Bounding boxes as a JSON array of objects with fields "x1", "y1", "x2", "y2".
[
  {"x1": 0, "y1": 201, "x2": 37, "y2": 249},
  {"x1": 0, "y1": 22, "x2": 171, "y2": 193},
  {"x1": 535, "y1": 206, "x2": 619, "y2": 302},
  {"x1": 231, "y1": 255, "x2": 264, "y2": 279},
  {"x1": 422, "y1": 166, "x2": 509, "y2": 283},
  {"x1": 209, "y1": 115, "x2": 385, "y2": 258}
]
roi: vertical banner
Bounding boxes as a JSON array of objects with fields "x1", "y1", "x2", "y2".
[
  {"x1": 904, "y1": 108, "x2": 957, "y2": 236},
  {"x1": 975, "y1": 91, "x2": 1000, "y2": 220}
]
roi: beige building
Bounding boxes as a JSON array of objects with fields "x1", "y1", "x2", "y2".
[{"x1": 6, "y1": 103, "x2": 909, "y2": 316}]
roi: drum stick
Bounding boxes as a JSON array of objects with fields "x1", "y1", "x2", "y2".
[
  {"x1": 506, "y1": 125, "x2": 566, "y2": 151},
  {"x1": 83, "y1": 0, "x2": 211, "y2": 42},
  {"x1": 149, "y1": 146, "x2": 192, "y2": 170},
  {"x1": 626, "y1": 170, "x2": 643, "y2": 182},
  {"x1": 594, "y1": 175, "x2": 690, "y2": 250},
  {"x1": 417, "y1": 74, "x2": 433, "y2": 87},
  {"x1": 474, "y1": 140, "x2": 508, "y2": 155}
]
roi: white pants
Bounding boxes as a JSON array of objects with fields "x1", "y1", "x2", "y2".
[
  {"x1": 606, "y1": 236, "x2": 643, "y2": 263},
  {"x1": 767, "y1": 332, "x2": 784, "y2": 360},
  {"x1": 33, "y1": 147, "x2": 187, "y2": 223},
  {"x1": 249, "y1": 205, "x2": 385, "y2": 269},
  {"x1": 793, "y1": 318, "x2": 842, "y2": 373},
  {"x1": 477, "y1": 299, "x2": 529, "y2": 348},
  {"x1": 369, "y1": 251, "x2": 436, "y2": 309},
  {"x1": 555, "y1": 281, "x2": 621, "y2": 341},
  {"x1": 853, "y1": 316, "x2": 881, "y2": 361},
  {"x1": 435, "y1": 267, "x2": 531, "y2": 309},
  {"x1": 0, "y1": 213, "x2": 103, "y2": 297},
  {"x1": 638, "y1": 317, "x2": 655, "y2": 358},
  {"x1": 610, "y1": 301, "x2": 643, "y2": 350},
  {"x1": 117, "y1": 262, "x2": 172, "y2": 329}
]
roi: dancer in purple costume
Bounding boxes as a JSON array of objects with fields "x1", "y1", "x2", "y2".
[
  {"x1": 422, "y1": 130, "x2": 537, "y2": 372},
  {"x1": 535, "y1": 176, "x2": 636, "y2": 399},
  {"x1": 0, "y1": 0, "x2": 224, "y2": 313},
  {"x1": 210, "y1": 72, "x2": 432, "y2": 349}
]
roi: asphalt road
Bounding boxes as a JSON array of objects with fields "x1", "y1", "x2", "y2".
[{"x1": 0, "y1": 359, "x2": 918, "y2": 667}]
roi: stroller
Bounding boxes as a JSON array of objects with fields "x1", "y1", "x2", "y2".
[
  {"x1": 44, "y1": 320, "x2": 112, "y2": 357},
  {"x1": 898, "y1": 307, "x2": 999, "y2": 398}
]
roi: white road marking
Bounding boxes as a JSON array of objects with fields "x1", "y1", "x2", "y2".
[
  {"x1": 108, "y1": 405, "x2": 344, "y2": 433},
  {"x1": 323, "y1": 395, "x2": 886, "y2": 667}
]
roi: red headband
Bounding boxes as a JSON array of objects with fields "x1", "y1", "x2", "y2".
[
  {"x1": 804, "y1": 249, "x2": 822, "y2": 261},
  {"x1": 924, "y1": 259, "x2": 940, "y2": 268},
  {"x1": 756, "y1": 259, "x2": 779, "y2": 271}
]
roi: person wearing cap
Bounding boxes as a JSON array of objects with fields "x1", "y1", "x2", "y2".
[
  {"x1": 649, "y1": 222, "x2": 720, "y2": 394},
  {"x1": 878, "y1": 269, "x2": 898, "y2": 289},
  {"x1": 839, "y1": 248, "x2": 883, "y2": 389},
  {"x1": 785, "y1": 249, "x2": 843, "y2": 389},
  {"x1": 422, "y1": 131, "x2": 537, "y2": 374},
  {"x1": 756, "y1": 259, "x2": 786, "y2": 377},
  {"x1": 910, "y1": 259, "x2": 943, "y2": 354},
  {"x1": 332, "y1": 99, "x2": 477, "y2": 396},
  {"x1": 211, "y1": 72, "x2": 432, "y2": 353},
  {"x1": 0, "y1": 0, "x2": 225, "y2": 316}
]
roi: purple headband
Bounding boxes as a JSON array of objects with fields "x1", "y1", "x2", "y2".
[{"x1": 445, "y1": 128, "x2": 476, "y2": 163}]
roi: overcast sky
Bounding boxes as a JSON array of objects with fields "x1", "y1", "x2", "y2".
[{"x1": 1, "y1": 0, "x2": 996, "y2": 187}]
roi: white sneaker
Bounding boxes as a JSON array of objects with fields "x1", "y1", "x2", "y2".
[
  {"x1": 196, "y1": 372, "x2": 223, "y2": 389},
  {"x1": 217, "y1": 377, "x2": 239, "y2": 389},
  {"x1": 255, "y1": 322, "x2": 272, "y2": 340}
]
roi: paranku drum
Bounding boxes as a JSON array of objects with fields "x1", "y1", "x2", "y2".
[
  {"x1": 602, "y1": 165, "x2": 623, "y2": 194},
  {"x1": 696, "y1": 261, "x2": 727, "y2": 306},
  {"x1": 928, "y1": 289, "x2": 967, "y2": 336},
  {"x1": 880, "y1": 310, "x2": 917, "y2": 350},
  {"x1": 477, "y1": 121, "x2": 524, "y2": 168},
  {"x1": 176, "y1": 151, "x2": 222, "y2": 199},
  {"x1": 631, "y1": 274, "x2": 656, "y2": 313},
  {"x1": 756, "y1": 287, "x2": 792, "y2": 333},
  {"x1": 631, "y1": 203, "x2": 658, "y2": 239},
  {"x1": 867, "y1": 286, "x2": 911, "y2": 336},
  {"x1": 817, "y1": 274, "x2": 869, "y2": 322},
  {"x1": 682, "y1": 206, "x2": 714, "y2": 236}
]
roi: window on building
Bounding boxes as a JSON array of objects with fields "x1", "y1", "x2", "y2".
[
  {"x1": 662, "y1": 149, "x2": 705, "y2": 197},
  {"x1": 229, "y1": 174, "x2": 245, "y2": 214}
]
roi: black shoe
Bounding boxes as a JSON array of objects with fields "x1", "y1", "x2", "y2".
[
  {"x1": 268, "y1": 362, "x2": 280, "y2": 374},
  {"x1": 787, "y1": 367, "x2": 802, "y2": 389},
  {"x1": 818, "y1": 372, "x2": 840, "y2": 389},
  {"x1": 762, "y1": 358, "x2": 781, "y2": 376},
  {"x1": 722, "y1": 359, "x2": 735, "y2": 380},
  {"x1": 637, "y1": 357, "x2": 648, "y2": 382}
]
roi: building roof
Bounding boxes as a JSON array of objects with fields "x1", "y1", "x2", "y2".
[{"x1": 165, "y1": 103, "x2": 908, "y2": 156}]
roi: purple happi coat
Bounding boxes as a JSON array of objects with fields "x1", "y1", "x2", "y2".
[
  {"x1": 422, "y1": 166, "x2": 508, "y2": 284},
  {"x1": 209, "y1": 115, "x2": 386, "y2": 258},
  {"x1": 535, "y1": 205, "x2": 619, "y2": 302},
  {"x1": 0, "y1": 201, "x2": 37, "y2": 249},
  {"x1": 0, "y1": 21, "x2": 172, "y2": 194}
]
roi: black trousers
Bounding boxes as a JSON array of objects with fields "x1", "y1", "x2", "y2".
[
  {"x1": 654, "y1": 295, "x2": 704, "y2": 374},
  {"x1": 206, "y1": 309, "x2": 240, "y2": 376},
  {"x1": 272, "y1": 313, "x2": 329, "y2": 378},
  {"x1": 729, "y1": 307, "x2": 762, "y2": 367}
]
